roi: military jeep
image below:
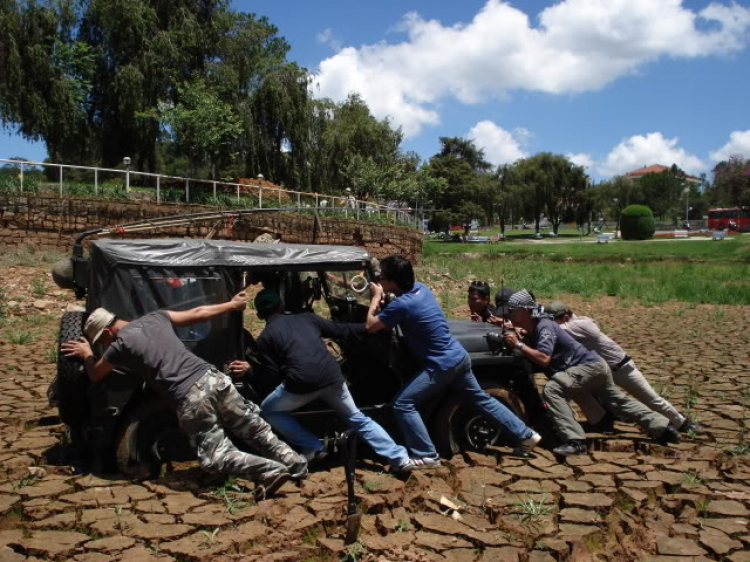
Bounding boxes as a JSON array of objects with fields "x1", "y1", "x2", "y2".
[{"x1": 51, "y1": 215, "x2": 545, "y2": 477}]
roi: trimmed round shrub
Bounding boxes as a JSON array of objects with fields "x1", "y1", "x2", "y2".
[{"x1": 620, "y1": 205, "x2": 655, "y2": 240}]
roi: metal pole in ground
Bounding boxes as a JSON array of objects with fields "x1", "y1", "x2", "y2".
[
  {"x1": 157, "y1": 176, "x2": 160, "y2": 204},
  {"x1": 19, "y1": 162, "x2": 23, "y2": 192},
  {"x1": 94, "y1": 169, "x2": 98, "y2": 195},
  {"x1": 213, "y1": 181, "x2": 217, "y2": 199},
  {"x1": 59, "y1": 165, "x2": 63, "y2": 195},
  {"x1": 186, "y1": 179, "x2": 189, "y2": 203}
]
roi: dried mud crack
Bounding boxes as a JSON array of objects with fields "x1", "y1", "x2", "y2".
[{"x1": 0, "y1": 264, "x2": 749, "y2": 561}]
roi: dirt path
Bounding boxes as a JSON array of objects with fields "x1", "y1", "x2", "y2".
[{"x1": 0, "y1": 264, "x2": 748, "y2": 561}]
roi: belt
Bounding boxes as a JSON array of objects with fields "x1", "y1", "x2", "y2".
[{"x1": 612, "y1": 355, "x2": 632, "y2": 372}]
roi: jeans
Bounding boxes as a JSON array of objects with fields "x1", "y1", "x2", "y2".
[
  {"x1": 260, "y1": 382, "x2": 409, "y2": 467},
  {"x1": 392, "y1": 354, "x2": 533, "y2": 459}
]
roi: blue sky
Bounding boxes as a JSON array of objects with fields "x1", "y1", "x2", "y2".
[{"x1": 3, "y1": 0, "x2": 750, "y2": 180}]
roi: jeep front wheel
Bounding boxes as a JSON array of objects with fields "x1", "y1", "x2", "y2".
[
  {"x1": 432, "y1": 381, "x2": 527, "y2": 457},
  {"x1": 53, "y1": 311, "x2": 89, "y2": 428}
]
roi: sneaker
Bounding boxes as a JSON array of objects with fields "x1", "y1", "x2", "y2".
[
  {"x1": 287, "y1": 457, "x2": 309, "y2": 480},
  {"x1": 410, "y1": 457, "x2": 441, "y2": 470},
  {"x1": 679, "y1": 419, "x2": 704, "y2": 433},
  {"x1": 304, "y1": 448, "x2": 328, "y2": 466},
  {"x1": 656, "y1": 424, "x2": 681, "y2": 445},
  {"x1": 552, "y1": 440, "x2": 587, "y2": 456},
  {"x1": 254, "y1": 471, "x2": 293, "y2": 501},
  {"x1": 513, "y1": 431, "x2": 542, "y2": 457}
]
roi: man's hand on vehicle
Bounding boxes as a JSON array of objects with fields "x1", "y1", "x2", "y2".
[
  {"x1": 369, "y1": 282, "x2": 384, "y2": 303},
  {"x1": 61, "y1": 337, "x2": 94, "y2": 360},
  {"x1": 231, "y1": 291, "x2": 248, "y2": 311},
  {"x1": 226, "y1": 360, "x2": 251, "y2": 377}
]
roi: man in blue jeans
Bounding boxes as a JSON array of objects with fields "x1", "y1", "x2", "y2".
[
  {"x1": 365, "y1": 255, "x2": 541, "y2": 467},
  {"x1": 254, "y1": 290, "x2": 414, "y2": 472}
]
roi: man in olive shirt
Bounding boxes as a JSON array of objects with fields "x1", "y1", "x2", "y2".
[
  {"x1": 546, "y1": 301, "x2": 701, "y2": 434},
  {"x1": 62, "y1": 292, "x2": 306, "y2": 497}
]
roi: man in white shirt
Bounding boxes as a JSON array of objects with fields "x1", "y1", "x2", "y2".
[{"x1": 546, "y1": 301, "x2": 701, "y2": 434}]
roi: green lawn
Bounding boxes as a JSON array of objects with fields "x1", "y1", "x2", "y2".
[
  {"x1": 421, "y1": 234, "x2": 750, "y2": 306},
  {"x1": 425, "y1": 234, "x2": 750, "y2": 262}
]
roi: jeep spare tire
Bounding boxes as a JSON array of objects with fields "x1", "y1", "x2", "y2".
[
  {"x1": 432, "y1": 380, "x2": 527, "y2": 457},
  {"x1": 53, "y1": 311, "x2": 89, "y2": 428}
]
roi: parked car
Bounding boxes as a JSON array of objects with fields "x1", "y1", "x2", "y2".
[{"x1": 51, "y1": 234, "x2": 545, "y2": 477}]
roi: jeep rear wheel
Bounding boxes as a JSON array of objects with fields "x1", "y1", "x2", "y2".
[
  {"x1": 53, "y1": 311, "x2": 89, "y2": 428},
  {"x1": 432, "y1": 381, "x2": 527, "y2": 457}
]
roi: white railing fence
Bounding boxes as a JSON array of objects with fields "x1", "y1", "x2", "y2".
[{"x1": 0, "y1": 158, "x2": 421, "y2": 227}]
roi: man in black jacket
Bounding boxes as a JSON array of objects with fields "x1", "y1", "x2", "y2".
[{"x1": 254, "y1": 290, "x2": 413, "y2": 472}]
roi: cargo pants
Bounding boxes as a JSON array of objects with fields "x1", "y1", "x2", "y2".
[
  {"x1": 543, "y1": 359, "x2": 670, "y2": 442},
  {"x1": 176, "y1": 369, "x2": 305, "y2": 480}
]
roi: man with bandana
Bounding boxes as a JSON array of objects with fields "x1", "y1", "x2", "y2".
[{"x1": 502, "y1": 289, "x2": 681, "y2": 456}]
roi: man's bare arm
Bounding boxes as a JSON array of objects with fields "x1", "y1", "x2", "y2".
[
  {"x1": 167, "y1": 291, "x2": 247, "y2": 327},
  {"x1": 61, "y1": 338, "x2": 115, "y2": 383},
  {"x1": 366, "y1": 282, "x2": 388, "y2": 333},
  {"x1": 503, "y1": 328, "x2": 551, "y2": 367}
]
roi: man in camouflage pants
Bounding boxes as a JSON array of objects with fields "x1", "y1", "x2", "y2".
[{"x1": 62, "y1": 291, "x2": 306, "y2": 498}]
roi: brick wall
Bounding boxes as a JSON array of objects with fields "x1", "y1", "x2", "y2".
[{"x1": 0, "y1": 193, "x2": 423, "y2": 262}]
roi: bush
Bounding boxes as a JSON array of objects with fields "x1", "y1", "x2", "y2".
[{"x1": 620, "y1": 205, "x2": 655, "y2": 240}]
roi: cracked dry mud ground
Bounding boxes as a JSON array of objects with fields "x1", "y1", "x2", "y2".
[{"x1": 0, "y1": 263, "x2": 749, "y2": 562}]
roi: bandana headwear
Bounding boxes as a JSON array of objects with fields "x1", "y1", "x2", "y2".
[{"x1": 507, "y1": 289, "x2": 538, "y2": 310}]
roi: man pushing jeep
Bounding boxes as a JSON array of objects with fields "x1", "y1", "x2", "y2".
[{"x1": 61, "y1": 291, "x2": 307, "y2": 498}]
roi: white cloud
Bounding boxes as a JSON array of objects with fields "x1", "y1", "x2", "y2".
[
  {"x1": 597, "y1": 132, "x2": 705, "y2": 176},
  {"x1": 709, "y1": 130, "x2": 750, "y2": 161},
  {"x1": 467, "y1": 121, "x2": 529, "y2": 166},
  {"x1": 314, "y1": 0, "x2": 750, "y2": 137},
  {"x1": 316, "y1": 29, "x2": 343, "y2": 52},
  {"x1": 566, "y1": 152, "x2": 594, "y2": 170}
]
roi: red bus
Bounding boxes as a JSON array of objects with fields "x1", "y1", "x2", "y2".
[{"x1": 707, "y1": 207, "x2": 750, "y2": 232}]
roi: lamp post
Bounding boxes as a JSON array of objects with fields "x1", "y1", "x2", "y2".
[
  {"x1": 257, "y1": 173, "x2": 264, "y2": 208},
  {"x1": 683, "y1": 187, "x2": 690, "y2": 227},
  {"x1": 613, "y1": 198, "x2": 619, "y2": 239},
  {"x1": 123, "y1": 157, "x2": 131, "y2": 192}
]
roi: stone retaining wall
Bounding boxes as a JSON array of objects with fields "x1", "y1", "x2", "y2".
[{"x1": 0, "y1": 193, "x2": 423, "y2": 261}]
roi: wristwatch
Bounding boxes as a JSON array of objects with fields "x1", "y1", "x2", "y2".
[{"x1": 515, "y1": 341, "x2": 525, "y2": 350}]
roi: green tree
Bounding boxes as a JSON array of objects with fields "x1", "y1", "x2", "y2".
[
  {"x1": 637, "y1": 165, "x2": 689, "y2": 219},
  {"x1": 709, "y1": 156, "x2": 750, "y2": 207},
  {"x1": 162, "y1": 79, "x2": 242, "y2": 180}
]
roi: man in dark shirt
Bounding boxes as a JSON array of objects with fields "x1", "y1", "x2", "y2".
[
  {"x1": 255, "y1": 290, "x2": 412, "y2": 472},
  {"x1": 468, "y1": 281, "x2": 496, "y2": 322},
  {"x1": 61, "y1": 292, "x2": 306, "y2": 497},
  {"x1": 502, "y1": 289, "x2": 680, "y2": 455}
]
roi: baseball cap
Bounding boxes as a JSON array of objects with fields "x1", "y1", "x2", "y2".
[
  {"x1": 84, "y1": 308, "x2": 116, "y2": 343},
  {"x1": 546, "y1": 300, "x2": 571, "y2": 319},
  {"x1": 494, "y1": 287, "x2": 517, "y2": 316},
  {"x1": 254, "y1": 289, "x2": 282, "y2": 317}
]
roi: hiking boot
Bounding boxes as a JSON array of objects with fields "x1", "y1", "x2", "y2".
[
  {"x1": 552, "y1": 440, "x2": 587, "y2": 456},
  {"x1": 512, "y1": 431, "x2": 542, "y2": 457},
  {"x1": 656, "y1": 424, "x2": 681, "y2": 445},
  {"x1": 254, "y1": 470, "x2": 293, "y2": 501},
  {"x1": 679, "y1": 419, "x2": 704, "y2": 433}
]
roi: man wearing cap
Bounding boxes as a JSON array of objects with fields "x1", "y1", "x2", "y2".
[
  {"x1": 503, "y1": 289, "x2": 681, "y2": 455},
  {"x1": 366, "y1": 255, "x2": 542, "y2": 467},
  {"x1": 61, "y1": 293, "x2": 306, "y2": 497},
  {"x1": 253, "y1": 289, "x2": 414, "y2": 472},
  {"x1": 545, "y1": 301, "x2": 700, "y2": 434}
]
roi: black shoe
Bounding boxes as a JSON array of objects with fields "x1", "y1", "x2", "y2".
[
  {"x1": 679, "y1": 419, "x2": 704, "y2": 433},
  {"x1": 304, "y1": 448, "x2": 329, "y2": 466},
  {"x1": 656, "y1": 424, "x2": 681, "y2": 445},
  {"x1": 553, "y1": 440, "x2": 587, "y2": 456},
  {"x1": 589, "y1": 411, "x2": 616, "y2": 434},
  {"x1": 254, "y1": 471, "x2": 293, "y2": 501}
]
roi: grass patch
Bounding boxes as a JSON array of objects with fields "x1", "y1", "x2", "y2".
[
  {"x1": 420, "y1": 246, "x2": 750, "y2": 306},
  {"x1": 515, "y1": 494, "x2": 554, "y2": 523},
  {"x1": 30, "y1": 278, "x2": 47, "y2": 298},
  {"x1": 0, "y1": 244, "x2": 65, "y2": 268},
  {"x1": 5, "y1": 329, "x2": 35, "y2": 344}
]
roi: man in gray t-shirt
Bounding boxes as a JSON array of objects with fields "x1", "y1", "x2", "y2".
[{"x1": 62, "y1": 292, "x2": 306, "y2": 498}]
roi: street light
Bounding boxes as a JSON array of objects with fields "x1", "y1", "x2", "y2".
[
  {"x1": 683, "y1": 187, "x2": 690, "y2": 227},
  {"x1": 613, "y1": 198, "x2": 619, "y2": 239},
  {"x1": 123, "y1": 157, "x2": 131, "y2": 192},
  {"x1": 257, "y1": 174, "x2": 264, "y2": 207}
]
